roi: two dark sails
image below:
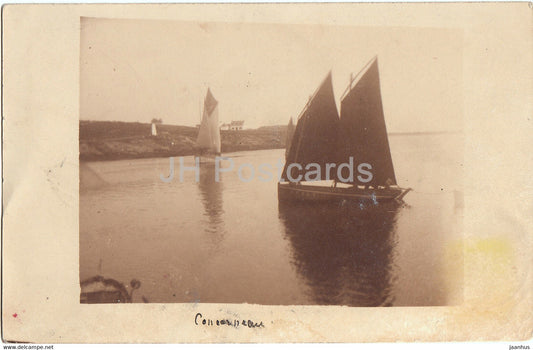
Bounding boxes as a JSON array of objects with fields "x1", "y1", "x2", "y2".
[{"x1": 282, "y1": 57, "x2": 397, "y2": 187}]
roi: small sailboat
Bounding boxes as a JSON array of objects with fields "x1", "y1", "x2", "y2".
[
  {"x1": 285, "y1": 117, "x2": 295, "y2": 159},
  {"x1": 80, "y1": 275, "x2": 142, "y2": 303},
  {"x1": 196, "y1": 88, "x2": 221, "y2": 162},
  {"x1": 278, "y1": 57, "x2": 411, "y2": 204}
]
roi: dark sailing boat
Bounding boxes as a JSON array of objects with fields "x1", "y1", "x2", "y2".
[
  {"x1": 278, "y1": 57, "x2": 411, "y2": 204},
  {"x1": 195, "y1": 88, "x2": 221, "y2": 161}
]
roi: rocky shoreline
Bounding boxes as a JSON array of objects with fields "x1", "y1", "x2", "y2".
[{"x1": 79, "y1": 121, "x2": 288, "y2": 161}]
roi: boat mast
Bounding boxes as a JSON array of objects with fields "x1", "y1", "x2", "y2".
[{"x1": 340, "y1": 56, "x2": 377, "y2": 100}]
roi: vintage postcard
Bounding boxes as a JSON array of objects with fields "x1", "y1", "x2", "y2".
[{"x1": 2, "y1": 3, "x2": 532, "y2": 344}]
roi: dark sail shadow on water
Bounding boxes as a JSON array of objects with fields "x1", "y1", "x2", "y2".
[
  {"x1": 197, "y1": 162, "x2": 225, "y2": 250},
  {"x1": 279, "y1": 201, "x2": 401, "y2": 307}
]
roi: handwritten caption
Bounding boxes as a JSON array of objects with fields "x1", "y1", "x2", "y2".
[{"x1": 194, "y1": 313, "x2": 264, "y2": 329}]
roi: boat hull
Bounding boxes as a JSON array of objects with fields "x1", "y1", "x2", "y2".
[{"x1": 278, "y1": 182, "x2": 410, "y2": 204}]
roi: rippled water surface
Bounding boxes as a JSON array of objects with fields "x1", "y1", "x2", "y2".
[{"x1": 80, "y1": 134, "x2": 463, "y2": 306}]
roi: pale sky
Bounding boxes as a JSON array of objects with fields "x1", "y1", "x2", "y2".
[{"x1": 80, "y1": 18, "x2": 463, "y2": 132}]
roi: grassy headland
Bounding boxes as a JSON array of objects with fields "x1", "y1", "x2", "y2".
[{"x1": 80, "y1": 121, "x2": 288, "y2": 161}]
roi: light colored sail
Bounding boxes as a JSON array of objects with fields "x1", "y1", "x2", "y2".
[
  {"x1": 209, "y1": 106, "x2": 221, "y2": 154},
  {"x1": 196, "y1": 88, "x2": 221, "y2": 154},
  {"x1": 196, "y1": 108, "x2": 212, "y2": 149},
  {"x1": 285, "y1": 117, "x2": 295, "y2": 159}
]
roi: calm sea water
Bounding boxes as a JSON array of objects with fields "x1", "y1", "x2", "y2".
[{"x1": 80, "y1": 134, "x2": 463, "y2": 306}]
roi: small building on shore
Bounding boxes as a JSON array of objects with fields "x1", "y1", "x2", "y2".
[{"x1": 220, "y1": 120, "x2": 244, "y2": 131}]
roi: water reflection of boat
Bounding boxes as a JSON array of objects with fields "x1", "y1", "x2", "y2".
[
  {"x1": 195, "y1": 88, "x2": 221, "y2": 162},
  {"x1": 197, "y1": 162, "x2": 225, "y2": 244},
  {"x1": 279, "y1": 57, "x2": 411, "y2": 204},
  {"x1": 278, "y1": 201, "x2": 401, "y2": 306}
]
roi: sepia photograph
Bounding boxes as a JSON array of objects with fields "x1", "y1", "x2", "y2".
[
  {"x1": 2, "y1": 3, "x2": 531, "y2": 345},
  {"x1": 79, "y1": 18, "x2": 463, "y2": 306}
]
